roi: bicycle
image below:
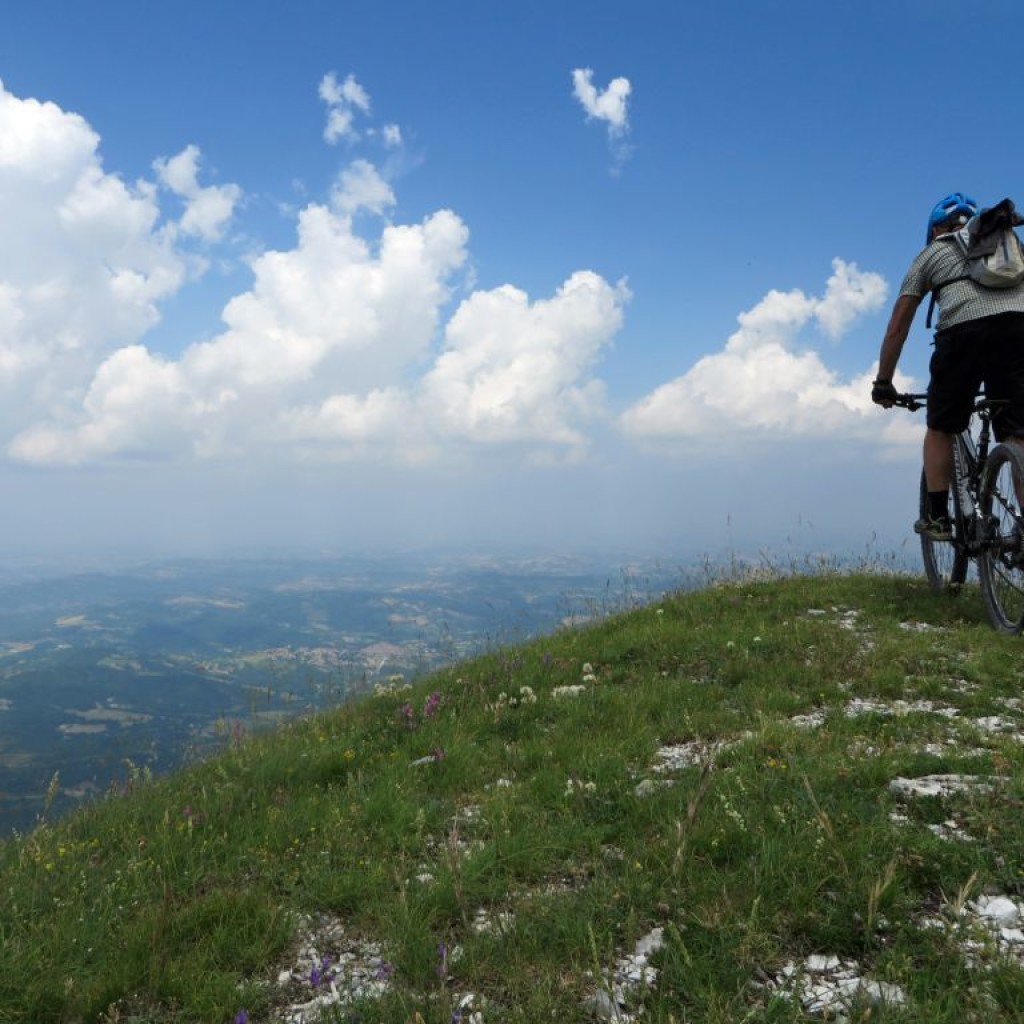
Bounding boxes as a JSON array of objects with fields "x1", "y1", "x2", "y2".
[{"x1": 892, "y1": 392, "x2": 1024, "y2": 634}]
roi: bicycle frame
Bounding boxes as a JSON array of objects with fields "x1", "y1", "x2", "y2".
[
  {"x1": 950, "y1": 413, "x2": 994, "y2": 555},
  {"x1": 893, "y1": 391, "x2": 1024, "y2": 632}
]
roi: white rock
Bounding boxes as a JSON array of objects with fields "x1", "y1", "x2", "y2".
[
  {"x1": 973, "y1": 895, "x2": 1022, "y2": 927},
  {"x1": 634, "y1": 927, "x2": 664, "y2": 958},
  {"x1": 889, "y1": 774, "x2": 995, "y2": 799},
  {"x1": 803, "y1": 954, "x2": 838, "y2": 974}
]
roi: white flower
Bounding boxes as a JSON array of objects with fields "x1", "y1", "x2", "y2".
[
  {"x1": 553, "y1": 685, "x2": 586, "y2": 699},
  {"x1": 565, "y1": 777, "x2": 597, "y2": 796}
]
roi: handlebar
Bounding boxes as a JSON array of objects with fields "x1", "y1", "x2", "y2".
[
  {"x1": 891, "y1": 392, "x2": 926, "y2": 411},
  {"x1": 889, "y1": 393, "x2": 1007, "y2": 416}
]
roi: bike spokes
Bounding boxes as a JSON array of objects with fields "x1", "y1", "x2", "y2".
[
  {"x1": 979, "y1": 445, "x2": 1024, "y2": 633},
  {"x1": 919, "y1": 470, "x2": 968, "y2": 593}
]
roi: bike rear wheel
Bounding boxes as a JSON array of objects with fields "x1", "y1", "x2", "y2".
[
  {"x1": 919, "y1": 469, "x2": 968, "y2": 593},
  {"x1": 979, "y1": 443, "x2": 1024, "y2": 634}
]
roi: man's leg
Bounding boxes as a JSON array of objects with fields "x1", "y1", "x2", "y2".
[
  {"x1": 923, "y1": 427, "x2": 954, "y2": 493},
  {"x1": 916, "y1": 427, "x2": 955, "y2": 537}
]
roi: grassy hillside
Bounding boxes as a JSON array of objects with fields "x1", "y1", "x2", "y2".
[{"x1": 3, "y1": 571, "x2": 1024, "y2": 1023}]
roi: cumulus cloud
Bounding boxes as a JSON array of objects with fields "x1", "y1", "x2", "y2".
[
  {"x1": 420, "y1": 272, "x2": 627, "y2": 446},
  {"x1": 619, "y1": 259, "x2": 914, "y2": 447},
  {"x1": 154, "y1": 145, "x2": 242, "y2": 242},
  {"x1": 0, "y1": 79, "x2": 239, "y2": 439},
  {"x1": 10, "y1": 180, "x2": 627, "y2": 466},
  {"x1": 320, "y1": 71, "x2": 372, "y2": 144},
  {"x1": 0, "y1": 76, "x2": 631, "y2": 469},
  {"x1": 0, "y1": 76, "x2": 903, "y2": 483}
]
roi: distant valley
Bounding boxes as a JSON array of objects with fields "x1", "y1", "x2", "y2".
[{"x1": 0, "y1": 551, "x2": 688, "y2": 833}]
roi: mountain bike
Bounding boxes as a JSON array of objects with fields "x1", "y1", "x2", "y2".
[{"x1": 892, "y1": 392, "x2": 1024, "y2": 634}]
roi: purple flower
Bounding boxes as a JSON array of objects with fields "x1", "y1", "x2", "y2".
[
  {"x1": 437, "y1": 940, "x2": 448, "y2": 978},
  {"x1": 375, "y1": 959, "x2": 395, "y2": 980},
  {"x1": 234, "y1": 1012, "x2": 249, "y2": 1024},
  {"x1": 424, "y1": 691, "x2": 442, "y2": 718},
  {"x1": 397, "y1": 702, "x2": 416, "y2": 726},
  {"x1": 309, "y1": 954, "x2": 332, "y2": 988}
]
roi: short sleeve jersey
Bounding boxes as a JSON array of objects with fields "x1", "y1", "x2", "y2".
[{"x1": 899, "y1": 235, "x2": 1024, "y2": 331}]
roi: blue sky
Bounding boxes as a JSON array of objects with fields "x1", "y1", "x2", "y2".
[{"x1": 0, "y1": 0, "x2": 1020, "y2": 564}]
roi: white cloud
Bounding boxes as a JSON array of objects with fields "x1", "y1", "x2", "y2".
[
  {"x1": 0, "y1": 77, "x2": 630, "y2": 470},
  {"x1": 330, "y1": 158, "x2": 396, "y2": 216},
  {"x1": 0, "y1": 79, "x2": 242, "y2": 445},
  {"x1": 154, "y1": 145, "x2": 242, "y2": 242},
  {"x1": 320, "y1": 71, "x2": 372, "y2": 144},
  {"x1": 571, "y1": 68, "x2": 633, "y2": 173},
  {"x1": 572, "y1": 68, "x2": 631, "y2": 136},
  {"x1": 619, "y1": 259, "x2": 913, "y2": 446},
  {"x1": 11, "y1": 191, "x2": 629, "y2": 466},
  {"x1": 420, "y1": 272, "x2": 627, "y2": 447}
]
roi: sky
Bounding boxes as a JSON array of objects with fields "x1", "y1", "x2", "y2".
[{"x1": 0, "y1": 0, "x2": 1021, "y2": 566}]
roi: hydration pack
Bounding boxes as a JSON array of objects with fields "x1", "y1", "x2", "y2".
[{"x1": 926, "y1": 197, "x2": 1024, "y2": 328}]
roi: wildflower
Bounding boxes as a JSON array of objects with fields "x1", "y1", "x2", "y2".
[
  {"x1": 553, "y1": 685, "x2": 586, "y2": 699},
  {"x1": 565, "y1": 777, "x2": 597, "y2": 796},
  {"x1": 309, "y1": 954, "x2": 332, "y2": 988},
  {"x1": 519, "y1": 685, "x2": 537, "y2": 704},
  {"x1": 424, "y1": 691, "x2": 443, "y2": 718},
  {"x1": 234, "y1": 1013, "x2": 249, "y2": 1024},
  {"x1": 376, "y1": 959, "x2": 395, "y2": 980},
  {"x1": 437, "y1": 940, "x2": 448, "y2": 979},
  {"x1": 397, "y1": 702, "x2": 416, "y2": 726}
]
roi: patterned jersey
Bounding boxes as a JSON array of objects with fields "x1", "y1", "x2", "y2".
[{"x1": 899, "y1": 236, "x2": 1024, "y2": 331}]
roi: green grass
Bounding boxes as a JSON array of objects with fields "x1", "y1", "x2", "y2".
[{"x1": 4, "y1": 571, "x2": 1024, "y2": 1022}]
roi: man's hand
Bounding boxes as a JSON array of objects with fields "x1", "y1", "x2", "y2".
[{"x1": 871, "y1": 378, "x2": 898, "y2": 408}]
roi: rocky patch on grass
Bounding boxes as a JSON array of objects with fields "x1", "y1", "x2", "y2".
[{"x1": 754, "y1": 954, "x2": 907, "y2": 1021}]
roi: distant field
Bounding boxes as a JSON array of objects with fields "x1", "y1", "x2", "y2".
[{"x1": 0, "y1": 552, "x2": 686, "y2": 833}]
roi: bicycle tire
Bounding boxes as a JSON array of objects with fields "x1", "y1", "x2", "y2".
[
  {"x1": 919, "y1": 469, "x2": 969, "y2": 593},
  {"x1": 978, "y1": 442, "x2": 1024, "y2": 634}
]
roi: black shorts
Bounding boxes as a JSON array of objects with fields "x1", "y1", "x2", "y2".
[{"x1": 928, "y1": 312, "x2": 1024, "y2": 440}]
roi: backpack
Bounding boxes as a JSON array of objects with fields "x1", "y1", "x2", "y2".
[{"x1": 925, "y1": 197, "x2": 1024, "y2": 328}]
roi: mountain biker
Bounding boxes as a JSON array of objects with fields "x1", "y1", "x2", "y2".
[{"x1": 872, "y1": 192, "x2": 1024, "y2": 540}]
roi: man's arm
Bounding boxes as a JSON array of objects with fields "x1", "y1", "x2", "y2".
[
  {"x1": 872, "y1": 293, "x2": 923, "y2": 406},
  {"x1": 876, "y1": 294, "x2": 922, "y2": 382}
]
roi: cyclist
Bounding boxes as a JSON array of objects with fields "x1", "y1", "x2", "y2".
[{"x1": 872, "y1": 192, "x2": 1024, "y2": 540}]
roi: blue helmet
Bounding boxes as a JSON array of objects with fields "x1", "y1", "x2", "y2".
[{"x1": 927, "y1": 192, "x2": 978, "y2": 242}]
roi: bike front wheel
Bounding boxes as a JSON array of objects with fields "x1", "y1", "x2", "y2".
[
  {"x1": 919, "y1": 469, "x2": 969, "y2": 593},
  {"x1": 978, "y1": 443, "x2": 1024, "y2": 634}
]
